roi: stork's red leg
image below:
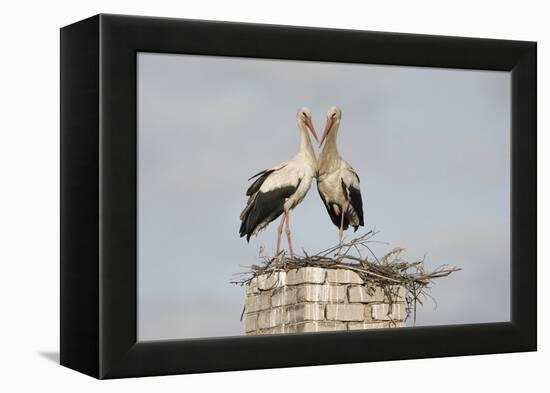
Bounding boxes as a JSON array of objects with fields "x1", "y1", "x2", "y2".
[
  {"x1": 339, "y1": 207, "x2": 345, "y2": 245},
  {"x1": 276, "y1": 213, "x2": 286, "y2": 255},
  {"x1": 284, "y1": 211, "x2": 294, "y2": 256}
]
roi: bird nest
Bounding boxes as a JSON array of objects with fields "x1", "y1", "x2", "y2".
[{"x1": 232, "y1": 230, "x2": 461, "y2": 324}]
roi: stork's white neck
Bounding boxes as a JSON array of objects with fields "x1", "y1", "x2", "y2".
[
  {"x1": 297, "y1": 121, "x2": 317, "y2": 163},
  {"x1": 319, "y1": 120, "x2": 341, "y2": 160}
]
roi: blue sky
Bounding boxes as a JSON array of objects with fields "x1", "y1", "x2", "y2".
[{"x1": 137, "y1": 52, "x2": 510, "y2": 340}]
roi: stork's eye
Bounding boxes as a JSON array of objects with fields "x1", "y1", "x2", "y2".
[
  {"x1": 331, "y1": 113, "x2": 336, "y2": 118},
  {"x1": 302, "y1": 112, "x2": 307, "y2": 117}
]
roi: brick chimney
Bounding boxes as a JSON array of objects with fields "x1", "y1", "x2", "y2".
[{"x1": 244, "y1": 267, "x2": 406, "y2": 334}]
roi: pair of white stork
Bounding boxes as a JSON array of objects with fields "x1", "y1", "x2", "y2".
[{"x1": 239, "y1": 106, "x2": 364, "y2": 255}]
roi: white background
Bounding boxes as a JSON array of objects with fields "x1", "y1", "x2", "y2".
[{"x1": 0, "y1": 0, "x2": 546, "y2": 391}]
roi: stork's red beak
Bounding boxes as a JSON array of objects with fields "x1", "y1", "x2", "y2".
[
  {"x1": 319, "y1": 117, "x2": 333, "y2": 147},
  {"x1": 305, "y1": 118, "x2": 319, "y2": 143}
]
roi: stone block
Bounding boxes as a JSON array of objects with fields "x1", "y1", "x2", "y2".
[
  {"x1": 292, "y1": 321, "x2": 346, "y2": 333},
  {"x1": 271, "y1": 286, "x2": 297, "y2": 307},
  {"x1": 257, "y1": 271, "x2": 287, "y2": 290},
  {"x1": 265, "y1": 325, "x2": 288, "y2": 334},
  {"x1": 257, "y1": 303, "x2": 325, "y2": 329},
  {"x1": 326, "y1": 269, "x2": 363, "y2": 284},
  {"x1": 245, "y1": 292, "x2": 271, "y2": 312},
  {"x1": 326, "y1": 304, "x2": 365, "y2": 321},
  {"x1": 347, "y1": 321, "x2": 389, "y2": 330},
  {"x1": 297, "y1": 284, "x2": 347, "y2": 303},
  {"x1": 257, "y1": 308, "x2": 283, "y2": 329},
  {"x1": 287, "y1": 267, "x2": 326, "y2": 285},
  {"x1": 246, "y1": 277, "x2": 260, "y2": 295},
  {"x1": 244, "y1": 313, "x2": 258, "y2": 332},
  {"x1": 284, "y1": 303, "x2": 325, "y2": 324},
  {"x1": 348, "y1": 286, "x2": 385, "y2": 303},
  {"x1": 371, "y1": 303, "x2": 406, "y2": 321},
  {"x1": 387, "y1": 285, "x2": 407, "y2": 302}
]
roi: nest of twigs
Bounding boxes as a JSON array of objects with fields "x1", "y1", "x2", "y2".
[{"x1": 232, "y1": 230, "x2": 461, "y2": 325}]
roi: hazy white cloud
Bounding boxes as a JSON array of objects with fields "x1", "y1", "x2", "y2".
[{"x1": 137, "y1": 53, "x2": 510, "y2": 340}]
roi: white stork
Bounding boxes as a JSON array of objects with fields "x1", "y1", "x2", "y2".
[
  {"x1": 316, "y1": 106, "x2": 364, "y2": 244},
  {"x1": 239, "y1": 107, "x2": 319, "y2": 255}
]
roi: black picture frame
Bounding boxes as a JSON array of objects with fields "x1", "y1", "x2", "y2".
[{"x1": 60, "y1": 14, "x2": 536, "y2": 379}]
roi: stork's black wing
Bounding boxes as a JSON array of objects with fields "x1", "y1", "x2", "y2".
[
  {"x1": 239, "y1": 185, "x2": 297, "y2": 241},
  {"x1": 317, "y1": 186, "x2": 340, "y2": 228},
  {"x1": 341, "y1": 178, "x2": 364, "y2": 231},
  {"x1": 239, "y1": 164, "x2": 298, "y2": 241},
  {"x1": 246, "y1": 169, "x2": 274, "y2": 196}
]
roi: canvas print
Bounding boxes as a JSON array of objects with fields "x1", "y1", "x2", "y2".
[{"x1": 137, "y1": 53, "x2": 510, "y2": 341}]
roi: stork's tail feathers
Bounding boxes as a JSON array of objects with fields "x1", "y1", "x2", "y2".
[
  {"x1": 238, "y1": 220, "x2": 252, "y2": 242},
  {"x1": 239, "y1": 198, "x2": 255, "y2": 242}
]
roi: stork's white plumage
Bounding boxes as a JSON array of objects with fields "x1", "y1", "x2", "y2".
[
  {"x1": 239, "y1": 107, "x2": 318, "y2": 255},
  {"x1": 317, "y1": 106, "x2": 364, "y2": 243}
]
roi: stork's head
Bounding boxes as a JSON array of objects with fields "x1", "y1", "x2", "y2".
[
  {"x1": 297, "y1": 106, "x2": 319, "y2": 143},
  {"x1": 320, "y1": 106, "x2": 342, "y2": 146}
]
